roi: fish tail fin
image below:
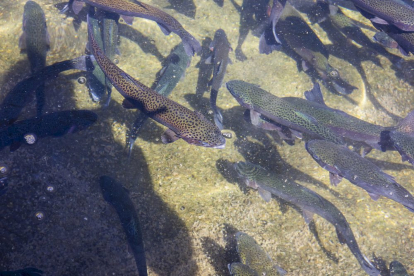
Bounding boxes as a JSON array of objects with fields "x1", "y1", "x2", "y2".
[
  {"x1": 71, "y1": 55, "x2": 96, "y2": 72},
  {"x1": 378, "y1": 130, "x2": 392, "y2": 152},
  {"x1": 181, "y1": 32, "x2": 201, "y2": 56}
]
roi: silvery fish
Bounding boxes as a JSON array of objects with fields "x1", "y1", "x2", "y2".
[
  {"x1": 234, "y1": 161, "x2": 380, "y2": 276},
  {"x1": 306, "y1": 139, "x2": 414, "y2": 213}
]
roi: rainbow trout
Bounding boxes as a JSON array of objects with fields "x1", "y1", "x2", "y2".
[
  {"x1": 283, "y1": 82, "x2": 385, "y2": 155},
  {"x1": 349, "y1": 0, "x2": 414, "y2": 32},
  {"x1": 228, "y1": 263, "x2": 258, "y2": 276},
  {"x1": 226, "y1": 80, "x2": 344, "y2": 144},
  {"x1": 389, "y1": 261, "x2": 408, "y2": 276},
  {"x1": 234, "y1": 232, "x2": 286, "y2": 276},
  {"x1": 207, "y1": 29, "x2": 232, "y2": 130},
  {"x1": 127, "y1": 42, "x2": 191, "y2": 156},
  {"x1": 305, "y1": 140, "x2": 414, "y2": 213},
  {"x1": 72, "y1": 0, "x2": 201, "y2": 56},
  {"x1": 380, "y1": 130, "x2": 414, "y2": 166},
  {"x1": 87, "y1": 14, "x2": 225, "y2": 148},
  {"x1": 276, "y1": 3, "x2": 357, "y2": 95},
  {"x1": 0, "y1": 56, "x2": 94, "y2": 128},
  {"x1": 100, "y1": 176, "x2": 147, "y2": 276},
  {"x1": 19, "y1": 0, "x2": 50, "y2": 117},
  {"x1": 234, "y1": 161, "x2": 380, "y2": 276},
  {"x1": 0, "y1": 110, "x2": 97, "y2": 152}
]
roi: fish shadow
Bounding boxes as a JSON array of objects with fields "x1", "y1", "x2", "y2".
[{"x1": 165, "y1": 0, "x2": 197, "y2": 19}]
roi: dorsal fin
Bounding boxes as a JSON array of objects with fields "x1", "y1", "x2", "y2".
[{"x1": 304, "y1": 82, "x2": 326, "y2": 106}]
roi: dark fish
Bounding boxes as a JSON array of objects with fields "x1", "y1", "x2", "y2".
[
  {"x1": 226, "y1": 80, "x2": 344, "y2": 144},
  {"x1": 0, "y1": 56, "x2": 94, "y2": 128},
  {"x1": 382, "y1": 29, "x2": 414, "y2": 56},
  {"x1": 0, "y1": 267, "x2": 43, "y2": 276},
  {"x1": 207, "y1": 29, "x2": 232, "y2": 130},
  {"x1": 72, "y1": 0, "x2": 201, "y2": 56},
  {"x1": 373, "y1": 32, "x2": 399, "y2": 49},
  {"x1": 234, "y1": 161, "x2": 380, "y2": 276},
  {"x1": 235, "y1": 232, "x2": 286, "y2": 275},
  {"x1": 87, "y1": 15, "x2": 225, "y2": 148},
  {"x1": 276, "y1": 3, "x2": 357, "y2": 95},
  {"x1": 305, "y1": 139, "x2": 414, "y2": 213},
  {"x1": 127, "y1": 42, "x2": 191, "y2": 156},
  {"x1": 349, "y1": 0, "x2": 414, "y2": 31},
  {"x1": 99, "y1": 176, "x2": 147, "y2": 276},
  {"x1": 0, "y1": 110, "x2": 97, "y2": 152},
  {"x1": 258, "y1": 0, "x2": 286, "y2": 55},
  {"x1": 380, "y1": 130, "x2": 414, "y2": 166},
  {"x1": 389, "y1": 261, "x2": 408, "y2": 276},
  {"x1": 19, "y1": 1, "x2": 50, "y2": 117},
  {"x1": 283, "y1": 82, "x2": 385, "y2": 155},
  {"x1": 228, "y1": 263, "x2": 258, "y2": 276},
  {"x1": 86, "y1": 8, "x2": 118, "y2": 104}
]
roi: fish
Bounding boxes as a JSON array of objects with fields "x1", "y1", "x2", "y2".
[
  {"x1": 0, "y1": 55, "x2": 95, "y2": 128},
  {"x1": 305, "y1": 139, "x2": 414, "y2": 213},
  {"x1": 235, "y1": 232, "x2": 286, "y2": 276},
  {"x1": 228, "y1": 263, "x2": 258, "y2": 276},
  {"x1": 283, "y1": 82, "x2": 385, "y2": 155},
  {"x1": 349, "y1": 0, "x2": 414, "y2": 32},
  {"x1": 72, "y1": 0, "x2": 201, "y2": 56},
  {"x1": 234, "y1": 161, "x2": 380, "y2": 276},
  {"x1": 19, "y1": 1, "x2": 50, "y2": 117},
  {"x1": 389, "y1": 261, "x2": 408, "y2": 276},
  {"x1": 226, "y1": 80, "x2": 344, "y2": 144},
  {"x1": 0, "y1": 110, "x2": 97, "y2": 152},
  {"x1": 99, "y1": 176, "x2": 148, "y2": 276},
  {"x1": 276, "y1": 3, "x2": 357, "y2": 95},
  {"x1": 87, "y1": 14, "x2": 225, "y2": 149},
  {"x1": 127, "y1": 42, "x2": 192, "y2": 156},
  {"x1": 373, "y1": 32, "x2": 399, "y2": 49},
  {"x1": 86, "y1": 8, "x2": 118, "y2": 104},
  {"x1": 258, "y1": 0, "x2": 286, "y2": 54},
  {"x1": 379, "y1": 130, "x2": 414, "y2": 166},
  {"x1": 206, "y1": 29, "x2": 232, "y2": 130}
]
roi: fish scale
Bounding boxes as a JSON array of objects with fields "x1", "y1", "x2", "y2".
[{"x1": 87, "y1": 14, "x2": 225, "y2": 148}]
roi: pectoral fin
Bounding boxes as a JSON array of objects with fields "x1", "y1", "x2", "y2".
[
  {"x1": 161, "y1": 129, "x2": 180, "y2": 143},
  {"x1": 258, "y1": 187, "x2": 272, "y2": 202},
  {"x1": 157, "y1": 23, "x2": 171, "y2": 35},
  {"x1": 302, "y1": 210, "x2": 314, "y2": 224},
  {"x1": 19, "y1": 32, "x2": 27, "y2": 51},
  {"x1": 336, "y1": 228, "x2": 346, "y2": 245},
  {"x1": 72, "y1": 0, "x2": 85, "y2": 15},
  {"x1": 370, "y1": 16, "x2": 389, "y2": 25},
  {"x1": 329, "y1": 172, "x2": 342, "y2": 186},
  {"x1": 250, "y1": 110, "x2": 262, "y2": 126},
  {"x1": 368, "y1": 192, "x2": 381, "y2": 201},
  {"x1": 121, "y1": 15, "x2": 134, "y2": 25}
]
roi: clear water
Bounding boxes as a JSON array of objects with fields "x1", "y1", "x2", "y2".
[{"x1": 0, "y1": 0, "x2": 413, "y2": 275}]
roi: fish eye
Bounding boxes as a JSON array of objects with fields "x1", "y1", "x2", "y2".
[{"x1": 329, "y1": 70, "x2": 339, "y2": 78}]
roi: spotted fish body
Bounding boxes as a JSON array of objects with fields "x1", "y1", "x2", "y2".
[
  {"x1": 382, "y1": 130, "x2": 414, "y2": 166},
  {"x1": 87, "y1": 15, "x2": 225, "y2": 149},
  {"x1": 0, "y1": 110, "x2": 97, "y2": 152},
  {"x1": 235, "y1": 232, "x2": 285, "y2": 276},
  {"x1": 276, "y1": 3, "x2": 356, "y2": 95},
  {"x1": 234, "y1": 161, "x2": 380, "y2": 276},
  {"x1": 350, "y1": 0, "x2": 414, "y2": 31},
  {"x1": 74, "y1": 0, "x2": 200, "y2": 56},
  {"x1": 226, "y1": 80, "x2": 344, "y2": 144},
  {"x1": 305, "y1": 140, "x2": 414, "y2": 213},
  {"x1": 283, "y1": 82, "x2": 384, "y2": 152},
  {"x1": 228, "y1": 263, "x2": 258, "y2": 276}
]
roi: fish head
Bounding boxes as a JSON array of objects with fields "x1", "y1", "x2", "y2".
[
  {"x1": 305, "y1": 140, "x2": 329, "y2": 166},
  {"x1": 234, "y1": 161, "x2": 265, "y2": 188},
  {"x1": 325, "y1": 65, "x2": 357, "y2": 95},
  {"x1": 226, "y1": 80, "x2": 256, "y2": 108},
  {"x1": 181, "y1": 113, "x2": 226, "y2": 148}
]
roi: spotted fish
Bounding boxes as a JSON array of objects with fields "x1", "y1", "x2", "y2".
[
  {"x1": 228, "y1": 263, "x2": 258, "y2": 276},
  {"x1": 72, "y1": 0, "x2": 201, "y2": 56},
  {"x1": 226, "y1": 80, "x2": 344, "y2": 144},
  {"x1": 380, "y1": 130, "x2": 414, "y2": 166},
  {"x1": 234, "y1": 161, "x2": 380, "y2": 276},
  {"x1": 349, "y1": 0, "x2": 414, "y2": 32},
  {"x1": 87, "y1": 14, "x2": 225, "y2": 149},
  {"x1": 235, "y1": 232, "x2": 286, "y2": 276},
  {"x1": 305, "y1": 139, "x2": 414, "y2": 213},
  {"x1": 389, "y1": 261, "x2": 408, "y2": 276}
]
